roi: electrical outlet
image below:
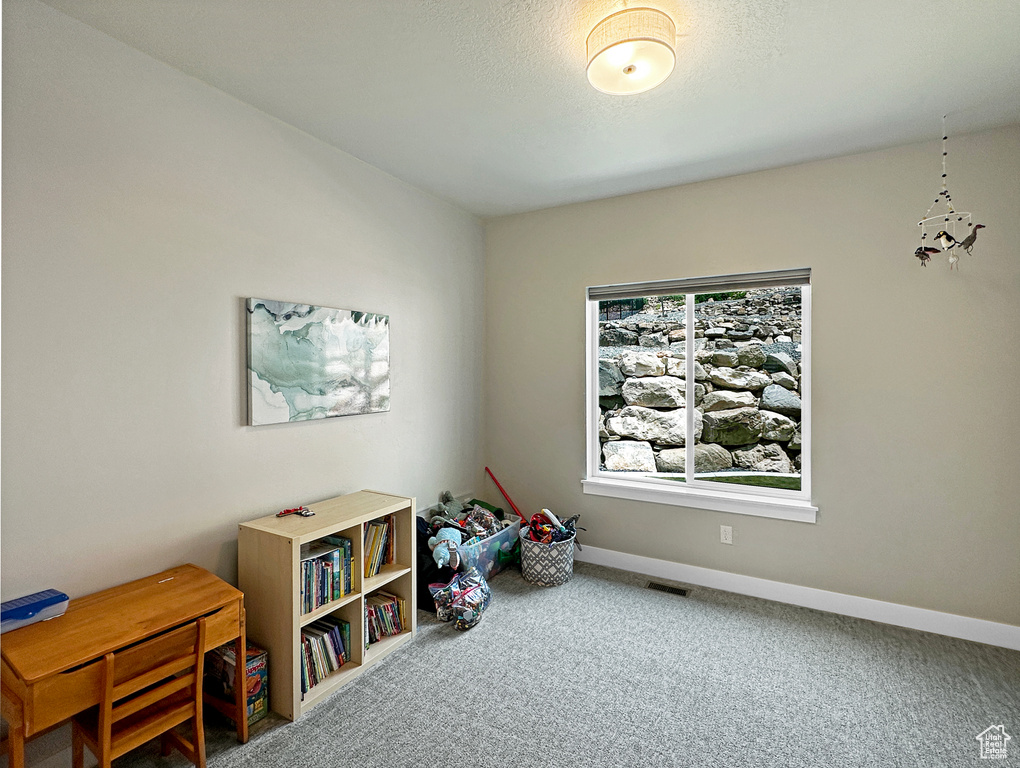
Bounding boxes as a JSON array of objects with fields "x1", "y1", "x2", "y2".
[{"x1": 720, "y1": 525, "x2": 733, "y2": 545}]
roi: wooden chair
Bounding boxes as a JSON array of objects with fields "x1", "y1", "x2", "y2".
[{"x1": 71, "y1": 616, "x2": 208, "y2": 768}]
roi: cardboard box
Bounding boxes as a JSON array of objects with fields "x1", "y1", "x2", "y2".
[{"x1": 205, "y1": 641, "x2": 269, "y2": 727}]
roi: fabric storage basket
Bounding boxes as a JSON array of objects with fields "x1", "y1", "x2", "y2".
[{"x1": 519, "y1": 526, "x2": 575, "y2": 586}]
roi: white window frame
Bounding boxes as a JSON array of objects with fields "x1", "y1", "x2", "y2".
[{"x1": 582, "y1": 269, "x2": 817, "y2": 523}]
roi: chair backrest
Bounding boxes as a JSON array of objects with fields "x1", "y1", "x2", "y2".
[{"x1": 98, "y1": 616, "x2": 206, "y2": 742}]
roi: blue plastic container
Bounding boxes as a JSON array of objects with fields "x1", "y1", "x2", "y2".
[{"x1": 1, "y1": 588, "x2": 69, "y2": 633}]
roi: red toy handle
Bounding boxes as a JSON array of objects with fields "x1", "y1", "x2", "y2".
[
  {"x1": 484, "y1": 467, "x2": 526, "y2": 523},
  {"x1": 276, "y1": 506, "x2": 314, "y2": 517}
]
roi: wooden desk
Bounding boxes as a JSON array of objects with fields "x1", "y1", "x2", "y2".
[{"x1": 1, "y1": 564, "x2": 249, "y2": 768}]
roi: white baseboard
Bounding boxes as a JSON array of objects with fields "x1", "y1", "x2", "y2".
[{"x1": 574, "y1": 545, "x2": 1020, "y2": 651}]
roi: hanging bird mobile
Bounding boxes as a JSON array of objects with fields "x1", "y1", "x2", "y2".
[
  {"x1": 914, "y1": 246, "x2": 939, "y2": 267},
  {"x1": 934, "y1": 230, "x2": 957, "y2": 251},
  {"x1": 913, "y1": 116, "x2": 986, "y2": 270},
  {"x1": 958, "y1": 223, "x2": 985, "y2": 254}
]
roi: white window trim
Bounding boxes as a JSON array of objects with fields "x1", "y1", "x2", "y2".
[{"x1": 583, "y1": 271, "x2": 817, "y2": 524}]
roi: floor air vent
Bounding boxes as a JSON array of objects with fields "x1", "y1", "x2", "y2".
[{"x1": 647, "y1": 581, "x2": 689, "y2": 597}]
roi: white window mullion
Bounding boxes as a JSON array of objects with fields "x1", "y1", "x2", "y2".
[
  {"x1": 586, "y1": 298, "x2": 600, "y2": 479},
  {"x1": 685, "y1": 293, "x2": 695, "y2": 484},
  {"x1": 799, "y1": 284, "x2": 811, "y2": 500}
]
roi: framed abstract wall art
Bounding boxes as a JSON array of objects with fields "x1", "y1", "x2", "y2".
[{"x1": 246, "y1": 298, "x2": 390, "y2": 426}]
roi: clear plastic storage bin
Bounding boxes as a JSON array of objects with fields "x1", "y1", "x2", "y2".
[{"x1": 459, "y1": 519, "x2": 521, "y2": 580}]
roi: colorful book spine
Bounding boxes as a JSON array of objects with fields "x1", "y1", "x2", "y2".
[
  {"x1": 365, "y1": 591, "x2": 406, "y2": 645},
  {"x1": 299, "y1": 615, "x2": 352, "y2": 696},
  {"x1": 322, "y1": 535, "x2": 353, "y2": 598},
  {"x1": 300, "y1": 538, "x2": 355, "y2": 614},
  {"x1": 363, "y1": 517, "x2": 394, "y2": 578},
  {"x1": 363, "y1": 523, "x2": 379, "y2": 578},
  {"x1": 385, "y1": 514, "x2": 396, "y2": 566}
]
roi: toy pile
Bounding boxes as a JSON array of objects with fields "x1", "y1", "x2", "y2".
[
  {"x1": 525, "y1": 508, "x2": 585, "y2": 548},
  {"x1": 426, "y1": 487, "x2": 510, "y2": 542},
  {"x1": 421, "y1": 492, "x2": 521, "y2": 631},
  {"x1": 428, "y1": 568, "x2": 491, "y2": 631}
]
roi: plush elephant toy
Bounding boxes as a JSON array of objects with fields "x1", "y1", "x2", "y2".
[{"x1": 428, "y1": 527, "x2": 462, "y2": 570}]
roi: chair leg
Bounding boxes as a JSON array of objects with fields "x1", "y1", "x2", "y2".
[
  {"x1": 194, "y1": 713, "x2": 207, "y2": 768},
  {"x1": 71, "y1": 724, "x2": 84, "y2": 768}
]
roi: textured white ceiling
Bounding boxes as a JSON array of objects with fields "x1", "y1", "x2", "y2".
[{"x1": 39, "y1": 0, "x2": 1020, "y2": 217}]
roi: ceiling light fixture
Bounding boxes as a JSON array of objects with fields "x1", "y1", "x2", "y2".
[{"x1": 586, "y1": 7, "x2": 676, "y2": 95}]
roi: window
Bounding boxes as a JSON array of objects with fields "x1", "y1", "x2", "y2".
[{"x1": 583, "y1": 269, "x2": 816, "y2": 522}]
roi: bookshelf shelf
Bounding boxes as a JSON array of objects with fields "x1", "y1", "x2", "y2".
[
  {"x1": 365, "y1": 630, "x2": 413, "y2": 664},
  {"x1": 299, "y1": 591, "x2": 361, "y2": 627},
  {"x1": 238, "y1": 490, "x2": 417, "y2": 721},
  {"x1": 363, "y1": 564, "x2": 412, "y2": 593},
  {"x1": 299, "y1": 661, "x2": 363, "y2": 710}
]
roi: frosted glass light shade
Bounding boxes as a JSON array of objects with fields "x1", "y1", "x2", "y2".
[{"x1": 586, "y1": 8, "x2": 676, "y2": 95}]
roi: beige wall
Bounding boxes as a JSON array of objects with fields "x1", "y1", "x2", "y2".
[
  {"x1": 4, "y1": 0, "x2": 1017, "y2": 629},
  {"x1": 1, "y1": 1, "x2": 485, "y2": 599},
  {"x1": 484, "y1": 124, "x2": 1020, "y2": 626}
]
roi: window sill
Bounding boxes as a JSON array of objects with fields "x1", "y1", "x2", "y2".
[{"x1": 581, "y1": 476, "x2": 818, "y2": 523}]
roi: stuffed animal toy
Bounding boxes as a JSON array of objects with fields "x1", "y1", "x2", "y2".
[
  {"x1": 438, "y1": 490, "x2": 468, "y2": 519},
  {"x1": 428, "y1": 527, "x2": 462, "y2": 570}
]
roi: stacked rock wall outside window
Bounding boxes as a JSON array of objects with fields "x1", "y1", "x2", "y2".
[{"x1": 598, "y1": 288, "x2": 803, "y2": 477}]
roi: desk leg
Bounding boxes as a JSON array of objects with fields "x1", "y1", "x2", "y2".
[
  {"x1": 6, "y1": 727, "x2": 25, "y2": 768},
  {"x1": 1, "y1": 684, "x2": 26, "y2": 768},
  {"x1": 235, "y1": 603, "x2": 249, "y2": 743}
]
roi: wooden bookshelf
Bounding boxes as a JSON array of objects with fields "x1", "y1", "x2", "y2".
[{"x1": 238, "y1": 490, "x2": 417, "y2": 720}]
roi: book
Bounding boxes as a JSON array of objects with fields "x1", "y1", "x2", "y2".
[
  {"x1": 309, "y1": 616, "x2": 349, "y2": 666},
  {"x1": 363, "y1": 522, "x2": 380, "y2": 578},
  {"x1": 385, "y1": 514, "x2": 396, "y2": 565},
  {"x1": 365, "y1": 591, "x2": 406, "y2": 645},
  {"x1": 300, "y1": 637, "x2": 313, "y2": 694},
  {"x1": 299, "y1": 538, "x2": 350, "y2": 614},
  {"x1": 300, "y1": 541, "x2": 340, "y2": 562},
  {"x1": 302, "y1": 631, "x2": 331, "y2": 686},
  {"x1": 363, "y1": 516, "x2": 395, "y2": 578},
  {"x1": 322, "y1": 535, "x2": 353, "y2": 597},
  {"x1": 304, "y1": 624, "x2": 338, "y2": 671},
  {"x1": 363, "y1": 522, "x2": 389, "y2": 575},
  {"x1": 372, "y1": 524, "x2": 388, "y2": 576},
  {"x1": 299, "y1": 612, "x2": 353, "y2": 696},
  {"x1": 372, "y1": 520, "x2": 387, "y2": 574}
]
